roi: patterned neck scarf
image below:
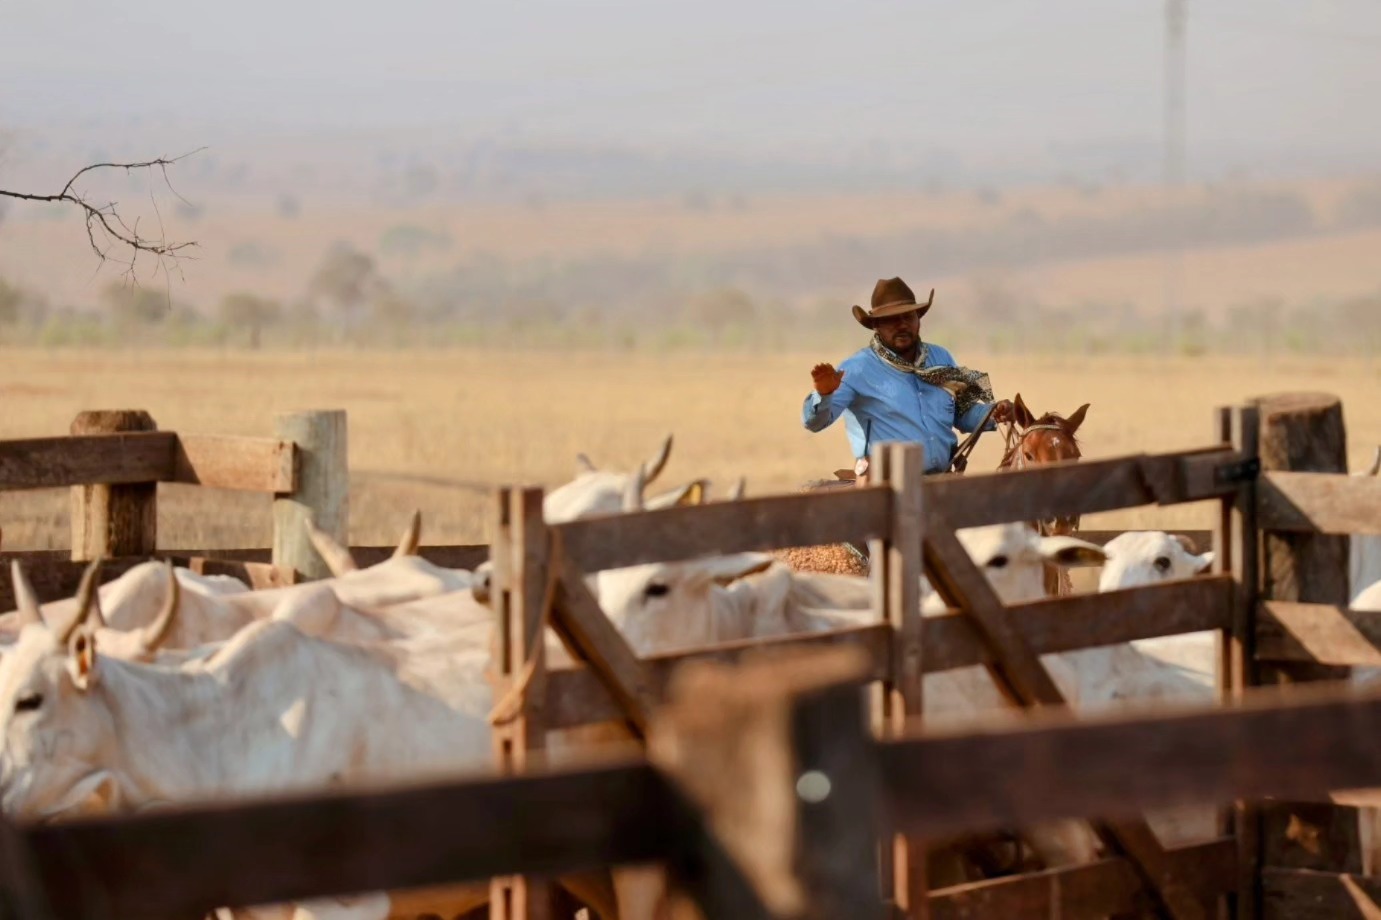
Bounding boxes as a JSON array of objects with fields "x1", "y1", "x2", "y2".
[{"x1": 869, "y1": 335, "x2": 995, "y2": 418}]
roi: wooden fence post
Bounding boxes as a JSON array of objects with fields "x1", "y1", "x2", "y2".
[
  {"x1": 70, "y1": 410, "x2": 159, "y2": 561},
  {"x1": 272, "y1": 410, "x2": 347, "y2": 582},
  {"x1": 651, "y1": 647, "x2": 881, "y2": 920},
  {"x1": 1253, "y1": 393, "x2": 1360, "y2": 877},
  {"x1": 1215, "y1": 404, "x2": 1261, "y2": 920},
  {"x1": 870, "y1": 442, "x2": 927, "y2": 916},
  {"x1": 489, "y1": 487, "x2": 556, "y2": 920}
]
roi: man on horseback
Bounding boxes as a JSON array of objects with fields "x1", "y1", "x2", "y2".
[{"x1": 803, "y1": 277, "x2": 1014, "y2": 478}]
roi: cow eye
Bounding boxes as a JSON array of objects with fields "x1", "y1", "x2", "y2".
[
  {"x1": 1153, "y1": 556, "x2": 1172, "y2": 573},
  {"x1": 15, "y1": 693, "x2": 43, "y2": 714},
  {"x1": 988, "y1": 555, "x2": 1010, "y2": 570},
  {"x1": 644, "y1": 583, "x2": 670, "y2": 599}
]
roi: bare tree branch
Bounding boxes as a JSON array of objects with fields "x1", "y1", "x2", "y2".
[{"x1": 0, "y1": 148, "x2": 205, "y2": 281}]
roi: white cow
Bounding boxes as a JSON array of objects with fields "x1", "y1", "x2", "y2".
[
  {"x1": 589, "y1": 524, "x2": 1111, "y2": 880},
  {"x1": 0, "y1": 515, "x2": 470, "y2": 655},
  {"x1": 543, "y1": 434, "x2": 708, "y2": 523},
  {"x1": 0, "y1": 567, "x2": 627, "y2": 920}
]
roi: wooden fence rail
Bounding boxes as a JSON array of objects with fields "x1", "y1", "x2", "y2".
[
  {"x1": 2, "y1": 396, "x2": 1378, "y2": 920},
  {"x1": 11, "y1": 652, "x2": 1381, "y2": 920}
]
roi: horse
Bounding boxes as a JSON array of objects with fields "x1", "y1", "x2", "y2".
[{"x1": 997, "y1": 393, "x2": 1091, "y2": 595}]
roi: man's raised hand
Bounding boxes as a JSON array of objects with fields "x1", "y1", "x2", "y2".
[{"x1": 811, "y1": 363, "x2": 845, "y2": 396}]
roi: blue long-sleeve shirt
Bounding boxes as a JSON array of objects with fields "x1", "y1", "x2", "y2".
[{"x1": 802, "y1": 343, "x2": 995, "y2": 474}]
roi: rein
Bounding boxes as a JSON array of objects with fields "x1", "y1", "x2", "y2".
[{"x1": 949, "y1": 403, "x2": 1001, "y2": 474}]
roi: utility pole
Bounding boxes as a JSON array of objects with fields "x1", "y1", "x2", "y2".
[{"x1": 1164, "y1": 0, "x2": 1187, "y2": 350}]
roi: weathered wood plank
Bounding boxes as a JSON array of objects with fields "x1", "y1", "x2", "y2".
[
  {"x1": 873, "y1": 443, "x2": 929, "y2": 916},
  {"x1": 23, "y1": 762, "x2": 666, "y2": 920},
  {"x1": 1257, "y1": 601, "x2": 1381, "y2": 666},
  {"x1": 929, "y1": 838, "x2": 1235, "y2": 920},
  {"x1": 924, "y1": 512, "x2": 1206, "y2": 919},
  {"x1": 350, "y1": 544, "x2": 489, "y2": 570},
  {"x1": 551, "y1": 549, "x2": 657, "y2": 735},
  {"x1": 556, "y1": 486, "x2": 892, "y2": 573},
  {"x1": 1254, "y1": 393, "x2": 1358, "y2": 874},
  {"x1": 1260, "y1": 867, "x2": 1381, "y2": 919},
  {"x1": 1258, "y1": 472, "x2": 1381, "y2": 536},
  {"x1": 491, "y1": 487, "x2": 556, "y2": 920},
  {"x1": 545, "y1": 625, "x2": 892, "y2": 729},
  {"x1": 649, "y1": 647, "x2": 880, "y2": 920},
  {"x1": 880, "y1": 680, "x2": 1381, "y2": 843},
  {"x1": 925, "y1": 576, "x2": 1234, "y2": 673},
  {"x1": 1218, "y1": 403, "x2": 1262, "y2": 920},
  {"x1": 70, "y1": 411, "x2": 160, "y2": 562},
  {"x1": 925, "y1": 449, "x2": 1239, "y2": 531},
  {"x1": 172, "y1": 434, "x2": 297, "y2": 493},
  {"x1": 272, "y1": 410, "x2": 348, "y2": 582},
  {"x1": 0, "y1": 431, "x2": 176, "y2": 491},
  {"x1": 0, "y1": 557, "x2": 151, "y2": 612},
  {"x1": 118, "y1": 545, "x2": 491, "y2": 571}
]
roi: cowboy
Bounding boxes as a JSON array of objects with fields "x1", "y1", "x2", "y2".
[{"x1": 803, "y1": 277, "x2": 1014, "y2": 478}]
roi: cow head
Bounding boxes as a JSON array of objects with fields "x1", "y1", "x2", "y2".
[
  {"x1": 594, "y1": 554, "x2": 776, "y2": 654},
  {"x1": 953, "y1": 524, "x2": 1107, "y2": 604},
  {"x1": 0, "y1": 559, "x2": 181, "y2": 818},
  {"x1": 1097, "y1": 532, "x2": 1214, "y2": 592}
]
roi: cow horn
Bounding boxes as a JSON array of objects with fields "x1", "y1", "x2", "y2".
[
  {"x1": 623, "y1": 463, "x2": 647, "y2": 513},
  {"x1": 304, "y1": 519, "x2": 357, "y2": 576},
  {"x1": 140, "y1": 561, "x2": 180, "y2": 653},
  {"x1": 644, "y1": 435, "x2": 673, "y2": 486},
  {"x1": 1171, "y1": 533, "x2": 1199, "y2": 554},
  {"x1": 392, "y1": 510, "x2": 422, "y2": 559},
  {"x1": 60, "y1": 558, "x2": 103, "y2": 645},
  {"x1": 10, "y1": 561, "x2": 42, "y2": 628},
  {"x1": 728, "y1": 478, "x2": 746, "y2": 502},
  {"x1": 1367, "y1": 447, "x2": 1381, "y2": 478},
  {"x1": 575, "y1": 453, "x2": 597, "y2": 474}
]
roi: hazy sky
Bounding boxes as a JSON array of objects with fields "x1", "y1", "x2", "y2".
[{"x1": 6, "y1": 0, "x2": 1381, "y2": 178}]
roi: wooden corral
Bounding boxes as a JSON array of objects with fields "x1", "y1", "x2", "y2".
[{"x1": 0, "y1": 395, "x2": 1378, "y2": 919}]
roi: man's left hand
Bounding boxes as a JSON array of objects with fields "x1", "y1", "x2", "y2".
[{"x1": 990, "y1": 399, "x2": 1015, "y2": 424}]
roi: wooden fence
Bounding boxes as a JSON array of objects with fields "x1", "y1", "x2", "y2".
[{"x1": 0, "y1": 394, "x2": 1378, "y2": 919}]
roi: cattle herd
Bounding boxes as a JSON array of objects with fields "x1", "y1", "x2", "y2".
[{"x1": 0, "y1": 439, "x2": 1378, "y2": 919}]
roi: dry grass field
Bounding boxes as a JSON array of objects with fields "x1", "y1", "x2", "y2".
[{"x1": 2, "y1": 346, "x2": 1377, "y2": 555}]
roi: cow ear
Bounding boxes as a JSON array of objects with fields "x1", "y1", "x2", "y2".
[
  {"x1": 1195, "y1": 551, "x2": 1216, "y2": 574},
  {"x1": 646, "y1": 480, "x2": 708, "y2": 511},
  {"x1": 1039, "y1": 536, "x2": 1107, "y2": 568},
  {"x1": 67, "y1": 626, "x2": 98, "y2": 691},
  {"x1": 703, "y1": 553, "x2": 775, "y2": 586}
]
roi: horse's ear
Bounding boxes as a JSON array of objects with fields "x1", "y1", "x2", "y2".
[
  {"x1": 1064, "y1": 403, "x2": 1090, "y2": 435},
  {"x1": 1013, "y1": 393, "x2": 1035, "y2": 428}
]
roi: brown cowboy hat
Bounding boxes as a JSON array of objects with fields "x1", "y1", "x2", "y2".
[{"x1": 851, "y1": 277, "x2": 934, "y2": 328}]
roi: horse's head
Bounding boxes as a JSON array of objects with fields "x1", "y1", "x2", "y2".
[{"x1": 1004, "y1": 394, "x2": 1091, "y2": 537}]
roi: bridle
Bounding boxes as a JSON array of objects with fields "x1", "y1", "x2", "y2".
[
  {"x1": 1000, "y1": 422, "x2": 1067, "y2": 472},
  {"x1": 1000, "y1": 420, "x2": 1080, "y2": 537}
]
